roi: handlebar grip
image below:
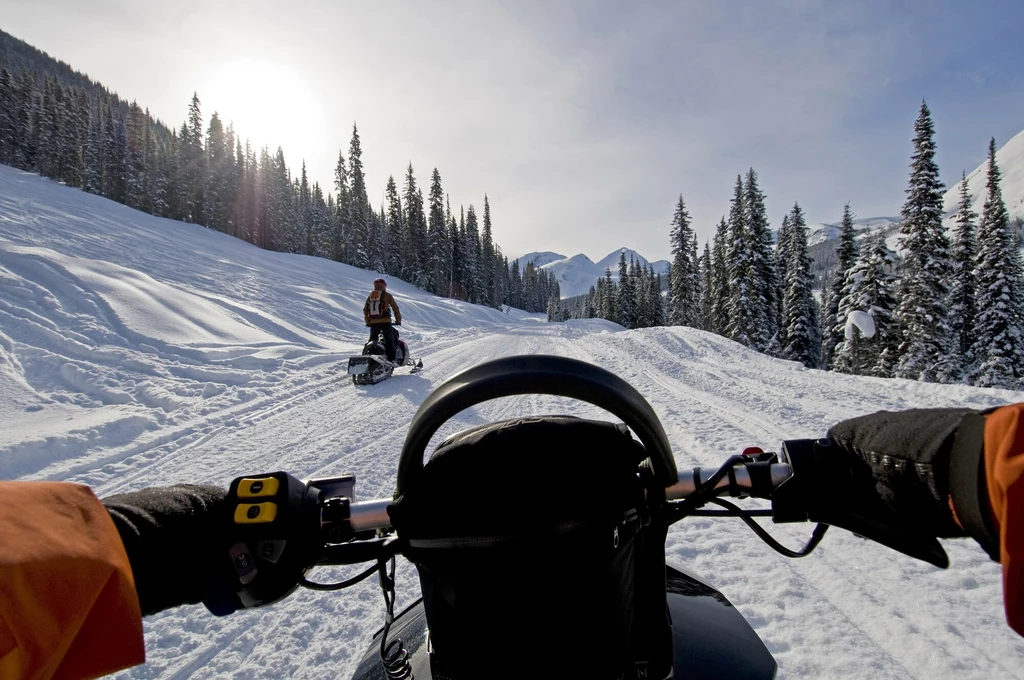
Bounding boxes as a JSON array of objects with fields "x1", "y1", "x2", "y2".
[{"x1": 665, "y1": 462, "x2": 793, "y2": 500}]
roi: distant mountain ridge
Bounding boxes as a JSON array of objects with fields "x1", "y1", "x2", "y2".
[
  {"x1": 805, "y1": 217, "x2": 901, "y2": 246},
  {"x1": 516, "y1": 248, "x2": 670, "y2": 298}
]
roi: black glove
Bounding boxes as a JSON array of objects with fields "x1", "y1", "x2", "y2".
[
  {"x1": 103, "y1": 485, "x2": 230, "y2": 616},
  {"x1": 104, "y1": 473, "x2": 326, "y2": 617},
  {"x1": 826, "y1": 408, "x2": 999, "y2": 560}
]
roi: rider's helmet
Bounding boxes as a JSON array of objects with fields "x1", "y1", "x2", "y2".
[{"x1": 373, "y1": 277, "x2": 387, "y2": 290}]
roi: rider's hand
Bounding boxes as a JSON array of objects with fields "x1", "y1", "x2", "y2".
[
  {"x1": 104, "y1": 474, "x2": 324, "y2": 617},
  {"x1": 826, "y1": 408, "x2": 998, "y2": 557},
  {"x1": 103, "y1": 485, "x2": 231, "y2": 616}
]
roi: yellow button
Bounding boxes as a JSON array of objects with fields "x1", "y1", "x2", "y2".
[
  {"x1": 238, "y1": 477, "x2": 280, "y2": 498},
  {"x1": 234, "y1": 502, "x2": 278, "y2": 524}
]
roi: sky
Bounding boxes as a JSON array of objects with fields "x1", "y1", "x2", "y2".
[{"x1": 2, "y1": 0, "x2": 1023, "y2": 262}]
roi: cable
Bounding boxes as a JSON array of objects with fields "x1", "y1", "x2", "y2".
[
  {"x1": 299, "y1": 562, "x2": 380, "y2": 591},
  {"x1": 662, "y1": 455, "x2": 748, "y2": 525},
  {"x1": 709, "y1": 497, "x2": 829, "y2": 558},
  {"x1": 378, "y1": 556, "x2": 413, "y2": 679}
]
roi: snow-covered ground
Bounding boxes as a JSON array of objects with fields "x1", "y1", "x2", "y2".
[{"x1": 2, "y1": 164, "x2": 1024, "y2": 679}]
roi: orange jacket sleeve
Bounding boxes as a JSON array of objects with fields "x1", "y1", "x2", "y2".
[
  {"x1": 0, "y1": 482, "x2": 145, "y2": 680},
  {"x1": 984, "y1": 404, "x2": 1024, "y2": 636}
]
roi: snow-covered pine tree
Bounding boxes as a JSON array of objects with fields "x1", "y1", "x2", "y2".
[
  {"x1": 0, "y1": 66, "x2": 14, "y2": 165},
  {"x1": 482, "y1": 195, "x2": 496, "y2": 307},
  {"x1": 202, "y1": 111, "x2": 226, "y2": 231},
  {"x1": 942, "y1": 172, "x2": 978, "y2": 382},
  {"x1": 652, "y1": 267, "x2": 666, "y2": 327},
  {"x1": 618, "y1": 251, "x2": 635, "y2": 329},
  {"x1": 14, "y1": 72, "x2": 37, "y2": 171},
  {"x1": 146, "y1": 112, "x2": 165, "y2": 217},
  {"x1": 61, "y1": 87, "x2": 86, "y2": 190},
  {"x1": 635, "y1": 259, "x2": 653, "y2": 328},
  {"x1": 971, "y1": 137, "x2": 1024, "y2": 388},
  {"x1": 348, "y1": 124, "x2": 371, "y2": 268},
  {"x1": 384, "y1": 175, "x2": 403, "y2": 274},
  {"x1": 725, "y1": 175, "x2": 755, "y2": 346},
  {"x1": 464, "y1": 205, "x2": 482, "y2": 303},
  {"x1": 451, "y1": 207, "x2": 466, "y2": 299},
  {"x1": 332, "y1": 150, "x2": 350, "y2": 262},
  {"x1": 893, "y1": 101, "x2": 952, "y2": 382},
  {"x1": 822, "y1": 203, "x2": 859, "y2": 369},
  {"x1": 668, "y1": 195, "x2": 699, "y2": 326},
  {"x1": 426, "y1": 168, "x2": 448, "y2": 294},
  {"x1": 104, "y1": 107, "x2": 128, "y2": 206},
  {"x1": 402, "y1": 163, "x2": 427, "y2": 285},
  {"x1": 833, "y1": 233, "x2": 898, "y2": 375},
  {"x1": 774, "y1": 213, "x2": 792, "y2": 350},
  {"x1": 782, "y1": 202, "x2": 820, "y2": 367},
  {"x1": 602, "y1": 267, "x2": 617, "y2": 322},
  {"x1": 711, "y1": 218, "x2": 730, "y2": 335},
  {"x1": 744, "y1": 168, "x2": 777, "y2": 350},
  {"x1": 181, "y1": 92, "x2": 205, "y2": 224},
  {"x1": 294, "y1": 161, "x2": 312, "y2": 255},
  {"x1": 699, "y1": 241, "x2": 713, "y2": 330}
]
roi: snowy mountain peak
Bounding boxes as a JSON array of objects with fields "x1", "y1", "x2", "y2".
[
  {"x1": 514, "y1": 251, "x2": 567, "y2": 270},
  {"x1": 597, "y1": 247, "x2": 656, "y2": 271}
]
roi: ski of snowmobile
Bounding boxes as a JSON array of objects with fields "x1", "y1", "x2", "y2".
[{"x1": 347, "y1": 355, "x2": 423, "y2": 385}]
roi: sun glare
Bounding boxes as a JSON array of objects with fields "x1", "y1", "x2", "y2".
[{"x1": 199, "y1": 57, "x2": 327, "y2": 163}]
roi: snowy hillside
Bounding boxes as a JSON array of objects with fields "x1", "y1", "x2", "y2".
[
  {"x1": 942, "y1": 128, "x2": 1024, "y2": 224},
  {"x1": 3, "y1": 164, "x2": 1024, "y2": 680}
]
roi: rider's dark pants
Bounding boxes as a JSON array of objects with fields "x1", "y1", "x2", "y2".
[{"x1": 369, "y1": 323, "x2": 396, "y2": 362}]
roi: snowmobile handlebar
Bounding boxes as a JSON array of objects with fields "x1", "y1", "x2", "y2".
[{"x1": 313, "y1": 456, "x2": 796, "y2": 566}]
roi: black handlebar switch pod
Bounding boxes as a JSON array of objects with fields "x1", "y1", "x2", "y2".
[{"x1": 205, "y1": 471, "x2": 325, "y2": 614}]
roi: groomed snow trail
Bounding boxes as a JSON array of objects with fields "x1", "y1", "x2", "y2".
[{"x1": 2, "y1": 165, "x2": 1023, "y2": 679}]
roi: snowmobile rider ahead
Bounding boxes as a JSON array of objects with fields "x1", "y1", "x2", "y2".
[
  {"x1": 0, "y1": 403, "x2": 1022, "y2": 679},
  {"x1": 364, "y1": 277, "x2": 401, "y2": 363}
]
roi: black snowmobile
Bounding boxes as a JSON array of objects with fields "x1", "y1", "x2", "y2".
[
  {"x1": 222, "y1": 355, "x2": 951, "y2": 680},
  {"x1": 348, "y1": 327, "x2": 422, "y2": 386}
]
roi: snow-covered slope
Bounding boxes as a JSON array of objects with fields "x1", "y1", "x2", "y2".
[
  {"x1": 3, "y1": 165, "x2": 1024, "y2": 679},
  {"x1": 943, "y1": 128, "x2": 1024, "y2": 225}
]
